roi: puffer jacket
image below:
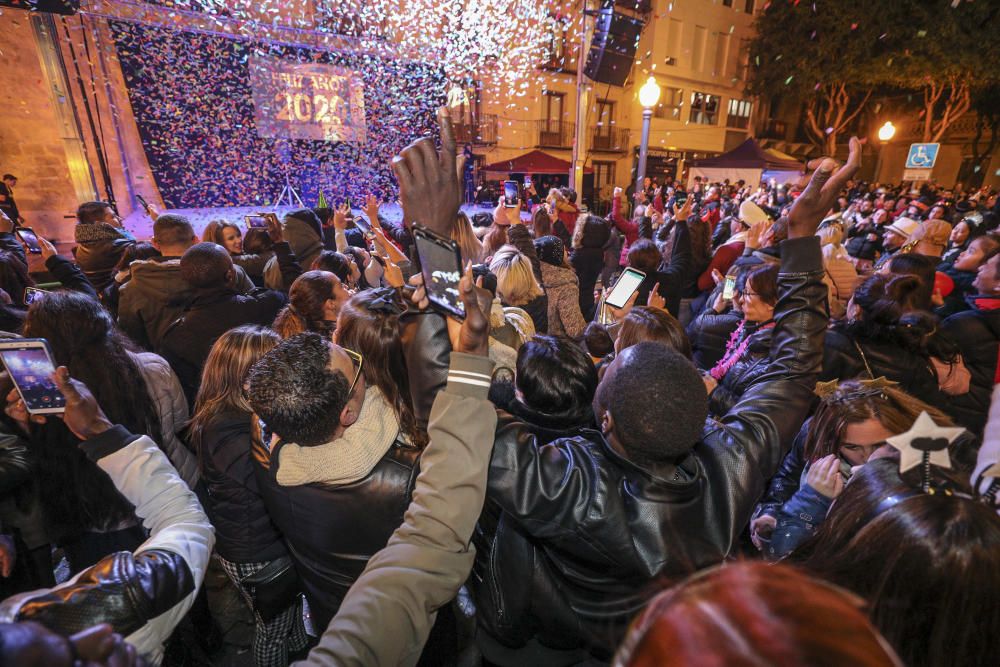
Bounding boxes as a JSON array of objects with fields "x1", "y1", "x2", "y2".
[
  {"x1": 117, "y1": 257, "x2": 255, "y2": 351},
  {"x1": 73, "y1": 229, "x2": 135, "y2": 292},
  {"x1": 253, "y1": 436, "x2": 420, "y2": 633},
  {"x1": 197, "y1": 411, "x2": 286, "y2": 563},
  {"x1": 539, "y1": 262, "x2": 586, "y2": 338},
  {"x1": 942, "y1": 296, "x2": 1000, "y2": 436},
  {"x1": 707, "y1": 322, "x2": 775, "y2": 417},
  {"x1": 471, "y1": 236, "x2": 827, "y2": 660},
  {"x1": 0, "y1": 426, "x2": 213, "y2": 664},
  {"x1": 396, "y1": 237, "x2": 827, "y2": 660},
  {"x1": 687, "y1": 306, "x2": 742, "y2": 371},
  {"x1": 130, "y1": 351, "x2": 199, "y2": 490}
]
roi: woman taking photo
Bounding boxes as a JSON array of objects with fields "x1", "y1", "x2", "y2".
[
  {"x1": 12, "y1": 291, "x2": 196, "y2": 573},
  {"x1": 705, "y1": 264, "x2": 779, "y2": 417},
  {"x1": 188, "y1": 325, "x2": 307, "y2": 667}
]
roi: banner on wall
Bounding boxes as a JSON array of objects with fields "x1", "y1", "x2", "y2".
[{"x1": 249, "y1": 55, "x2": 367, "y2": 142}]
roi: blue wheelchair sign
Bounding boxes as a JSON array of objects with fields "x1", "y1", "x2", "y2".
[{"x1": 905, "y1": 143, "x2": 940, "y2": 169}]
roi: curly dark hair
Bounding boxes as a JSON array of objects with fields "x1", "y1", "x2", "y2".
[{"x1": 247, "y1": 332, "x2": 350, "y2": 446}]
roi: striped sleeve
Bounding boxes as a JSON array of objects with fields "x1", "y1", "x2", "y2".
[{"x1": 446, "y1": 353, "x2": 495, "y2": 398}]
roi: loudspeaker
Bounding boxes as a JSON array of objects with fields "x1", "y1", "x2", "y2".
[
  {"x1": 584, "y1": 8, "x2": 645, "y2": 87},
  {"x1": 0, "y1": 0, "x2": 79, "y2": 15}
]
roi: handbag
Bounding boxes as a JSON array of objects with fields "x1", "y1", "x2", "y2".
[{"x1": 242, "y1": 556, "x2": 302, "y2": 622}]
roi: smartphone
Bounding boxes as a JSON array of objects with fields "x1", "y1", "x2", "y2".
[
  {"x1": 413, "y1": 224, "x2": 465, "y2": 320},
  {"x1": 503, "y1": 181, "x2": 519, "y2": 208},
  {"x1": 244, "y1": 214, "x2": 269, "y2": 229},
  {"x1": 136, "y1": 194, "x2": 152, "y2": 214},
  {"x1": 23, "y1": 286, "x2": 49, "y2": 306},
  {"x1": 605, "y1": 268, "x2": 646, "y2": 309},
  {"x1": 0, "y1": 339, "x2": 66, "y2": 415},
  {"x1": 722, "y1": 275, "x2": 737, "y2": 301},
  {"x1": 674, "y1": 191, "x2": 688, "y2": 207},
  {"x1": 15, "y1": 228, "x2": 42, "y2": 254}
]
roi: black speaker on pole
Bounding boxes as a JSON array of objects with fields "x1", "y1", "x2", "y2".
[
  {"x1": 583, "y1": 7, "x2": 646, "y2": 87},
  {"x1": 0, "y1": 0, "x2": 79, "y2": 15}
]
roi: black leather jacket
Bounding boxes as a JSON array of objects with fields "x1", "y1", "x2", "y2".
[
  {"x1": 73, "y1": 237, "x2": 135, "y2": 292},
  {"x1": 409, "y1": 237, "x2": 828, "y2": 658},
  {"x1": 253, "y1": 437, "x2": 420, "y2": 632},
  {"x1": 942, "y1": 298, "x2": 1000, "y2": 436}
]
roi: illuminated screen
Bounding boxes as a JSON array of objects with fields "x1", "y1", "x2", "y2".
[{"x1": 249, "y1": 55, "x2": 367, "y2": 142}]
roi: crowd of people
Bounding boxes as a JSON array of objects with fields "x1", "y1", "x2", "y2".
[{"x1": 0, "y1": 109, "x2": 997, "y2": 667}]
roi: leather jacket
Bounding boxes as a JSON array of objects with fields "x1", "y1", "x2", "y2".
[
  {"x1": 73, "y1": 237, "x2": 135, "y2": 292},
  {"x1": 942, "y1": 298, "x2": 1000, "y2": 436},
  {"x1": 409, "y1": 237, "x2": 829, "y2": 658},
  {"x1": 253, "y1": 436, "x2": 420, "y2": 632}
]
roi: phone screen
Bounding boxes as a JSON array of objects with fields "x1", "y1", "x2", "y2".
[
  {"x1": 414, "y1": 229, "x2": 465, "y2": 319},
  {"x1": 503, "y1": 181, "x2": 519, "y2": 208},
  {"x1": 16, "y1": 228, "x2": 42, "y2": 254},
  {"x1": 674, "y1": 191, "x2": 688, "y2": 207},
  {"x1": 0, "y1": 343, "x2": 65, "y2": 414},
  {"x1": 23, "y1": 287, "x2": 48, "y2": 306},
  {"x1": 606, "y1": 268, "x2": 646, "y2": 309},
  {"x1": 722, "y1": 275, "x2": 736, "y2": 301},
  {"x1": 244, "y1": 215, "x2": 269, "y2": 229}
]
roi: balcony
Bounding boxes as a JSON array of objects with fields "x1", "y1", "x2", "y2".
[
  {"x1": 454, "y1": 114, "x2": 498, "y2": 146},
  {"x1": 590, "y1": 125, "x2": 630, "y2": 153},
  {"x1": 536, "y1": 120, "x2": 575, "y2": 149}
]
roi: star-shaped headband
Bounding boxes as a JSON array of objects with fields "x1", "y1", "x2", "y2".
[
  {"x1": 886, "y1": 411, "x2": 966, "y2": 494},
  {"x1": 814, "y1": 377, "x2": 899, "y2": 400}
]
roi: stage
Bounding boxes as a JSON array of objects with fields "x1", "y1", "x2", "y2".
[{"x1": 119, "y1": 202, "x2": 526, "y2": 241}]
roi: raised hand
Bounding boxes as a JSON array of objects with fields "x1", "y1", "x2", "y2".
[
  {"x1": 453, "y1": 264, "x2": 490, "y2": 356},
  {"x1": 52, "y1": 366, "x2": 114, "y2": 441},
  {"x1": 806, "y1": 454, "x2": 845, "y2": 499},
  {"x1": 364, "y1": 194, "x2": 382, "y2": 230},
  {"x1": 787, "y1": 137, "x2": 862, "y2": 239},
  {"x1": 646, "y1": 283, "x2": 666, "y2": 311},
  {"x1": 37, "y1": 236, "x2": 58, "y2": 262},
  {"x1": 391, "y1": 107, "x2": 464, "y2": 237},
  {"x1": 333, "y1": 203, "x2": 350, "y2": 231},
  {"x1": 265, "y1": 213, "x2": 284, "y2": 244},
  {"x1": 672, "y1": 197, "x2": 693, "y2": 222}
]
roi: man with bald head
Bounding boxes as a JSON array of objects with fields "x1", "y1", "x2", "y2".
[{"x1": 159, "y1": 220, "x2": 302, "y2": 404}]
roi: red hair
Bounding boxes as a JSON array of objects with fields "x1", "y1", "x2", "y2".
[{"x1": 615, "y1": 563, "x2": 898, "y2": 667}]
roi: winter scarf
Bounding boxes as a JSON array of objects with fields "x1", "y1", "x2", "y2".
[
  {"x1": 74, "y1": 222, "x2": 134, "y2": 244},
  {"x1": 275, "y1": 385, "x2": 403, "y2": 486}
]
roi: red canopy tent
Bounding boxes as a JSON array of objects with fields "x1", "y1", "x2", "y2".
[
  {"x1": 687, "y1": 138, "x2": 802, "y2": 187},
  {"x1": 482, "y1": 150, "x2": 593, "y2": 175}
]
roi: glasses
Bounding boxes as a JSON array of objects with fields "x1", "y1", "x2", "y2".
[
  {"x1": 343, "y1": 347, "x2": 364, "y2": 397},
  {"x1": 742, "y1": 290, "x2": 759, "y2": 298}
]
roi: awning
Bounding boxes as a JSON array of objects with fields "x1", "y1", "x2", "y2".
[
  {"x1": 689, "y1": 139, "x2": 802, "y2": 171},
  {"x1": 482, "y1": 150, "x2": 593, "y2": 175}
]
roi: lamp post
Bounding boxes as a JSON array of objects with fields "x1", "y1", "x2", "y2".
[
  {"x1": 635, "y1": 76, "x2": 661, "y2": 200},
  {"x1": 874, "y1": 121, "x2": 896, "y2": 184}
]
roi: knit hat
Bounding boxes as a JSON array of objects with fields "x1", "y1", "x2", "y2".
[
  {"x1": 885, "y1": 217, "x2": 920, "y2": 241},
  {"x1": 739, "y1": 200, "x2": 770, "y2": 226},
  {"x1": 534, "y1": 235, "x2": 565, "y2": 267},
  {"x1": 285, "y1": 208, "x2": 324, "y2": 242}
]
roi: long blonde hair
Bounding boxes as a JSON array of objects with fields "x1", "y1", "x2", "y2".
[
  {"x1": 188, "y1": 325, "x2": 282, "y2": 452},
  {"x1": 489, "y1": 245, "x2": 543, "y2": 306},
  {"x1": 452, "y1": 212, "x2": 485, "y2": 264}
]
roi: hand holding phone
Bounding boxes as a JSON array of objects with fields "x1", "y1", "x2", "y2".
[
  {"x1": 605, "y1": 268, "x2": 646, "y2": 309},
  {"x1": 244, "y1": 214, "x2": 269, "y2": 229},
  {"x1": 503, "y1": 181, "x2": 520, "y2": 209},
  {"x1": 413, "y1": 224, "x2": 465, "y2": 319},
  {"x1": 0, "y1": 339, "x2": 65, "y2": 415},
  {"x1": 722, "y1": 274, "x2": 737, "y2": 301},
  {"x1": 14, "y1": 228, "x2": 42, "y2": 254}
]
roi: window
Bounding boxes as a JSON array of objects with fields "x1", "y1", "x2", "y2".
[
  {"x1": 726, "y1": 99, "x2": 752, "y2": 129},
  {"x1": 745, "y1": 0, "x2": 756, "y2": 13},
  {"x1": 666, "y1": 19, "x2": 682, "y2": 66},
  {"x1": 595, "y1": 99, "x2": 615, "y2": 137},
  {"x1": 594, "y1": 161, "x2": 617, "y2": 201},
  {"x1": 690, "y1": 91, "x2": 719, "y2": 125},
  {"x1": 714, "y1": 33, "x2": 730, "y2": 78},
  {"x1": 692, "y1": 26, "x2": 708, "y2": 73},
  {"x1": 544, "y1": 91, "x2": 565, "y2": 131},
  {"x1": 546, "y1": 15, "x2": 569, "y2": 66},
  {"x1": 653, "y1": 87, "x2": 684, "y2": 120},
  {"x1": 723, "y1": 0, "x2": 733, "y2": 6}
]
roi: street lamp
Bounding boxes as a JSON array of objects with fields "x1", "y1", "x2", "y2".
[
  {"x1": 635, "y1": 76, "x2": 661, "y2": 201},
  {"x1": 874, "y1": 121, "x2": 896, "y2": 183}
]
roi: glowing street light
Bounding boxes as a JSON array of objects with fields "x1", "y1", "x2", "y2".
[
  {"x1": 635, "y1": 77, "x2": 662, "y2": 199},
  {"x1": 878, "y1": 121, "x2": 896, "y2": 142},
  {"x1": 875, "y1": 121, "x2": 896, "y2": 183}
]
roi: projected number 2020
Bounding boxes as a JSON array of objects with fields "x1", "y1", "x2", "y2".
[{"x1": 274, "y1": 92, "x2": 344, "y2": 124}]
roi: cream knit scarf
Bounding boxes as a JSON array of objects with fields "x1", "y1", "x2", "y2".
[{"x1": 276, "y1": 385, "x2": 402, "y2": 487}]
